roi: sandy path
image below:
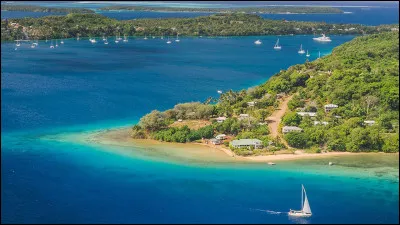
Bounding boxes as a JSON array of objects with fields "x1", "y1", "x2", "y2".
[{"x1": 267, "y1": 95, "x2": 293, "y2": 138}]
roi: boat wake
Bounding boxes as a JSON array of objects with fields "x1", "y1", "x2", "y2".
[{"x1": 252, "y1": 208, "x2": 286, "y2": 215}]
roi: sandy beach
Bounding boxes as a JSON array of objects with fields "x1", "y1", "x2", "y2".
[{"x1": 58, "y1": 127, "x2": 381, "y2": 163}]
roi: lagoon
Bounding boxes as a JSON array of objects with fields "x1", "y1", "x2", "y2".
[{"x1": 1, "y1": 35, "x2": 399, "y2": 223}]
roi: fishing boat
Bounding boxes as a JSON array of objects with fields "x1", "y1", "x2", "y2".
[
  {"x1": 288, "y1": 184, "x2": 312, "y2": 217},
  {"x1": 298, "y1": 44, "x2": 305, "y2": 54},
  {"x1": 175, "y1": 34, "x2": 180, "y2": 42},
  {"x1": 306, "y1": 50, "x2": 310, "y2": 57},
  {"x1": 254, "y1": 39, "x2": 262, "y2": 45},
  {"x1": 313, "y1": 34, "x2": 331, "y2": 42},
  {"x1": 273, "y1": 39, "x2": 281, "y2": 50}
]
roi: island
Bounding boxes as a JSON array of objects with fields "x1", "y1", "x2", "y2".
[
  {"x1": 127, "y1": 31, "x2": 399, "y2": 158},
  {"x1": 0, "y1": 4, "x2": 95, "y2": 14},
  {"x1": 98, "y1": 6, "x2": 344, "y2": 14}
]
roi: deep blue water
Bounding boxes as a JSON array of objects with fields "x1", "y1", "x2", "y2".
[
  {"x1": 1, "y1": 2, "x2": 398, "y2": 25},
  {"x1": 1, "y1": 36, "x2": 399, "y2": 224}
]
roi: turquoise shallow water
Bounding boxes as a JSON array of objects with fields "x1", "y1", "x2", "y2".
[{"x1": 2, "y1": 35, "x2": 399, "y2": 223}]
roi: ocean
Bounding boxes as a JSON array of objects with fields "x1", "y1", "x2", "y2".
[
  {"x1": 1, "y1": 3, "x2": 398, "y2": 25},
  {"x1": 2, "y1": 35, "x2": 399, "y2": 224}
]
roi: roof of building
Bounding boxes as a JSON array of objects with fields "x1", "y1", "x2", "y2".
[
  {"x1": 239, "y1": 114, "x2": 249, "y2": 117},
  {"x1": 231, "y1": 139, "x2": 262, "y2": 146},
  {"x1": 216, "y1": 116, "x2": 227, "y2": 120},
  {"x1": 216, "y1": 134, "x2": 226, "y2": 138},
  {"x1": 324, "y1": 104, "x2": 338, "y2": 108},
  {"x1": 282, "y1": 126, "x2": 303, "y2": 131},
  {"x1": 364, "y1": 120, "x2": 376, "y2": 123},
  {"x1": 297, "y1": 112, "x2": 317, "y2": 117}
]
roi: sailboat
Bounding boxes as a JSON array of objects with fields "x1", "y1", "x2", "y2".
[
  {"x1": 30, "y1": 41, "x2": 36, "y2": 48},
  {"x1": 166, "y1": 36, "x2": 171, "y2": 44},
  {"x1": 123, "y1": 34, "x2": 128, "y2": 42},
  {"x1": 161, "y1": 34, "x2": 164, "y2": 40},
  {"x1": 60, "y1": 39, "x2": 64, "y2": 44},
  {"x1": 298, "y1": 44, "x2": 305, "y2": 54},
  {"x1": 102, "y1": 35, "x2": 106, "y2": 41},
  {"x1": 273, "y1": 38, "x2": 281, "y2": 50},
  {"x1": 50, "y1": 40, "x2": 54, "y2": 48},
  {"x1": 144, "y1": 35, "x2": 148, "y2": 40},
  {"x1": 117, "y1": 33, "x2": 122, "y2": 41},
  {"x1": 318, "y1": 51, "x2": 321, "y2": 59},
  {"x1": 254, "y1": 39, "x2": 262, "y2": 45},
  {"x1": 306, "y1": 50, "x2": 310, "y2": 57},
  {"x1": 77, "y1": 34, "x2": 80, "y2": 41},
  {"x1": 175, "y1": 33, "x2": 180, "y2": 42},
  {"x1": 104, "y1": 37, "x2": 108, "y2": 45},
  {"x1": 55, "y1": 39, "x2": 59, "y2": 47},
  {"x1": 288, "y1": 184, "x2": 312, "y2": 217},
  {"x1": 15, "y1": 40, "x2": 21, "y2": 47}
]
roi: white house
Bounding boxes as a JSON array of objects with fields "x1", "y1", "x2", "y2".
[
  {"x1": 216, "y1": 116, "x2": 227, "y2": 123},
  {"x1": 324, "y1": 104, "x2": 338, "y2": 112},
  {"x1": 247, "y1": 101, "x2": 256, "y2": 107},
  {"x1": 282, "y1": 126, "x2": 303, "y2": 134},
  {"x1": 230, "y1": 139, "x2": 263, "y2": 149},
  {"x1": 210, "y1": 138, "x2": 222, "y2": 145},
  {"x1": 314, "y1": 121, "x2": 329, "y2": 126},
  {"x1": 297, "y1": 112, "x2": 317, "y2": 117},
  {"x1": 239, "y1": 114, "x2": 249, "y2": 120},
  {"x1": 364, "y1": 120, "x2": 376, "y2": 126},
  {"x1": 215, "y1": 134, "x2": 227, "y2": 140}
]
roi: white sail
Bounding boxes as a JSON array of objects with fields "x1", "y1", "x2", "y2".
[{"x1": 302, "y1": 186, "x2": 312, "y2": 214}]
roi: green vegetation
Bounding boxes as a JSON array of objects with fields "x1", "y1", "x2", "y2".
[
  {"x1": 132, "y1": 31, "x2": 399, "y2": 155},
  {"x1": 1, "y1": 13, "x2": 398, "y2": 41},
  {"x1": 0, "y1": 4, "x2": 95, "y2": 14},
  {"x1": 99, "y1": 6, "x2": 343, "y2": 14}
]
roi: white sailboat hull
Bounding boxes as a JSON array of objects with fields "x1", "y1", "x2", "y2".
[
  {"x1": 288, "y1": 210, "x2": 312, "y2": 217},
  {"x1": 274, "y1": 46, "x2": 281, "y2": 50}
]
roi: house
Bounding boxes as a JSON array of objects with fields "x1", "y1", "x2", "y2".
[
  {"x1": 297, "y1": 112, "x2": 317, "y2": 117},
  {"x1": 276, "y1": 92, "x2": 285, "y2": 99},
  {"x1": 210, "y1": 138, "x2": 222, "y2": 145},
  {"x1": 314, "y1": 121, "x2": 329, "y2": 126},
  {"x1": 239, "y1": 114, "x2": 249, "y2": 120},
  {"x1": 364, "y1": 120, "x2": 376, "y2": 126},
  {"x1": 324, "y1": 104, "x2": 338, "y2": 112},
  {"x1": 230, "y1": 139, "x2": 263, "y2": 149},
  {"x1": 282, "y1": 126, "x2": 303, "y2": 134},
  {"x1": 247, "y1": 101, "x2": 256, "y2": 107},
  {"x1": 215, "y1": 134, "x2": 227, "y2": 140},
  {"x1": 216, "y1": 116, "x2": 227, "y2": 123}
]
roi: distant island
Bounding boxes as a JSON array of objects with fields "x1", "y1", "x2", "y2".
[
  {"x1": 130, "y1": 31, "x2": 399, "y2": 157},
  {"x1": 99, "y1": 6, "x2": 344, "y2": 14},
  {"x1": 0, "y1": 4, "x2": 95, "y2": 14},
  {"x1": 1, "y1": 13, "x2": 399, "y2": 41}
]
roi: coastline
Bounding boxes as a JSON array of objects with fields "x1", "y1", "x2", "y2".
[{"x1": 54, "y1": 127, "x2": 393, "y2": 163}]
